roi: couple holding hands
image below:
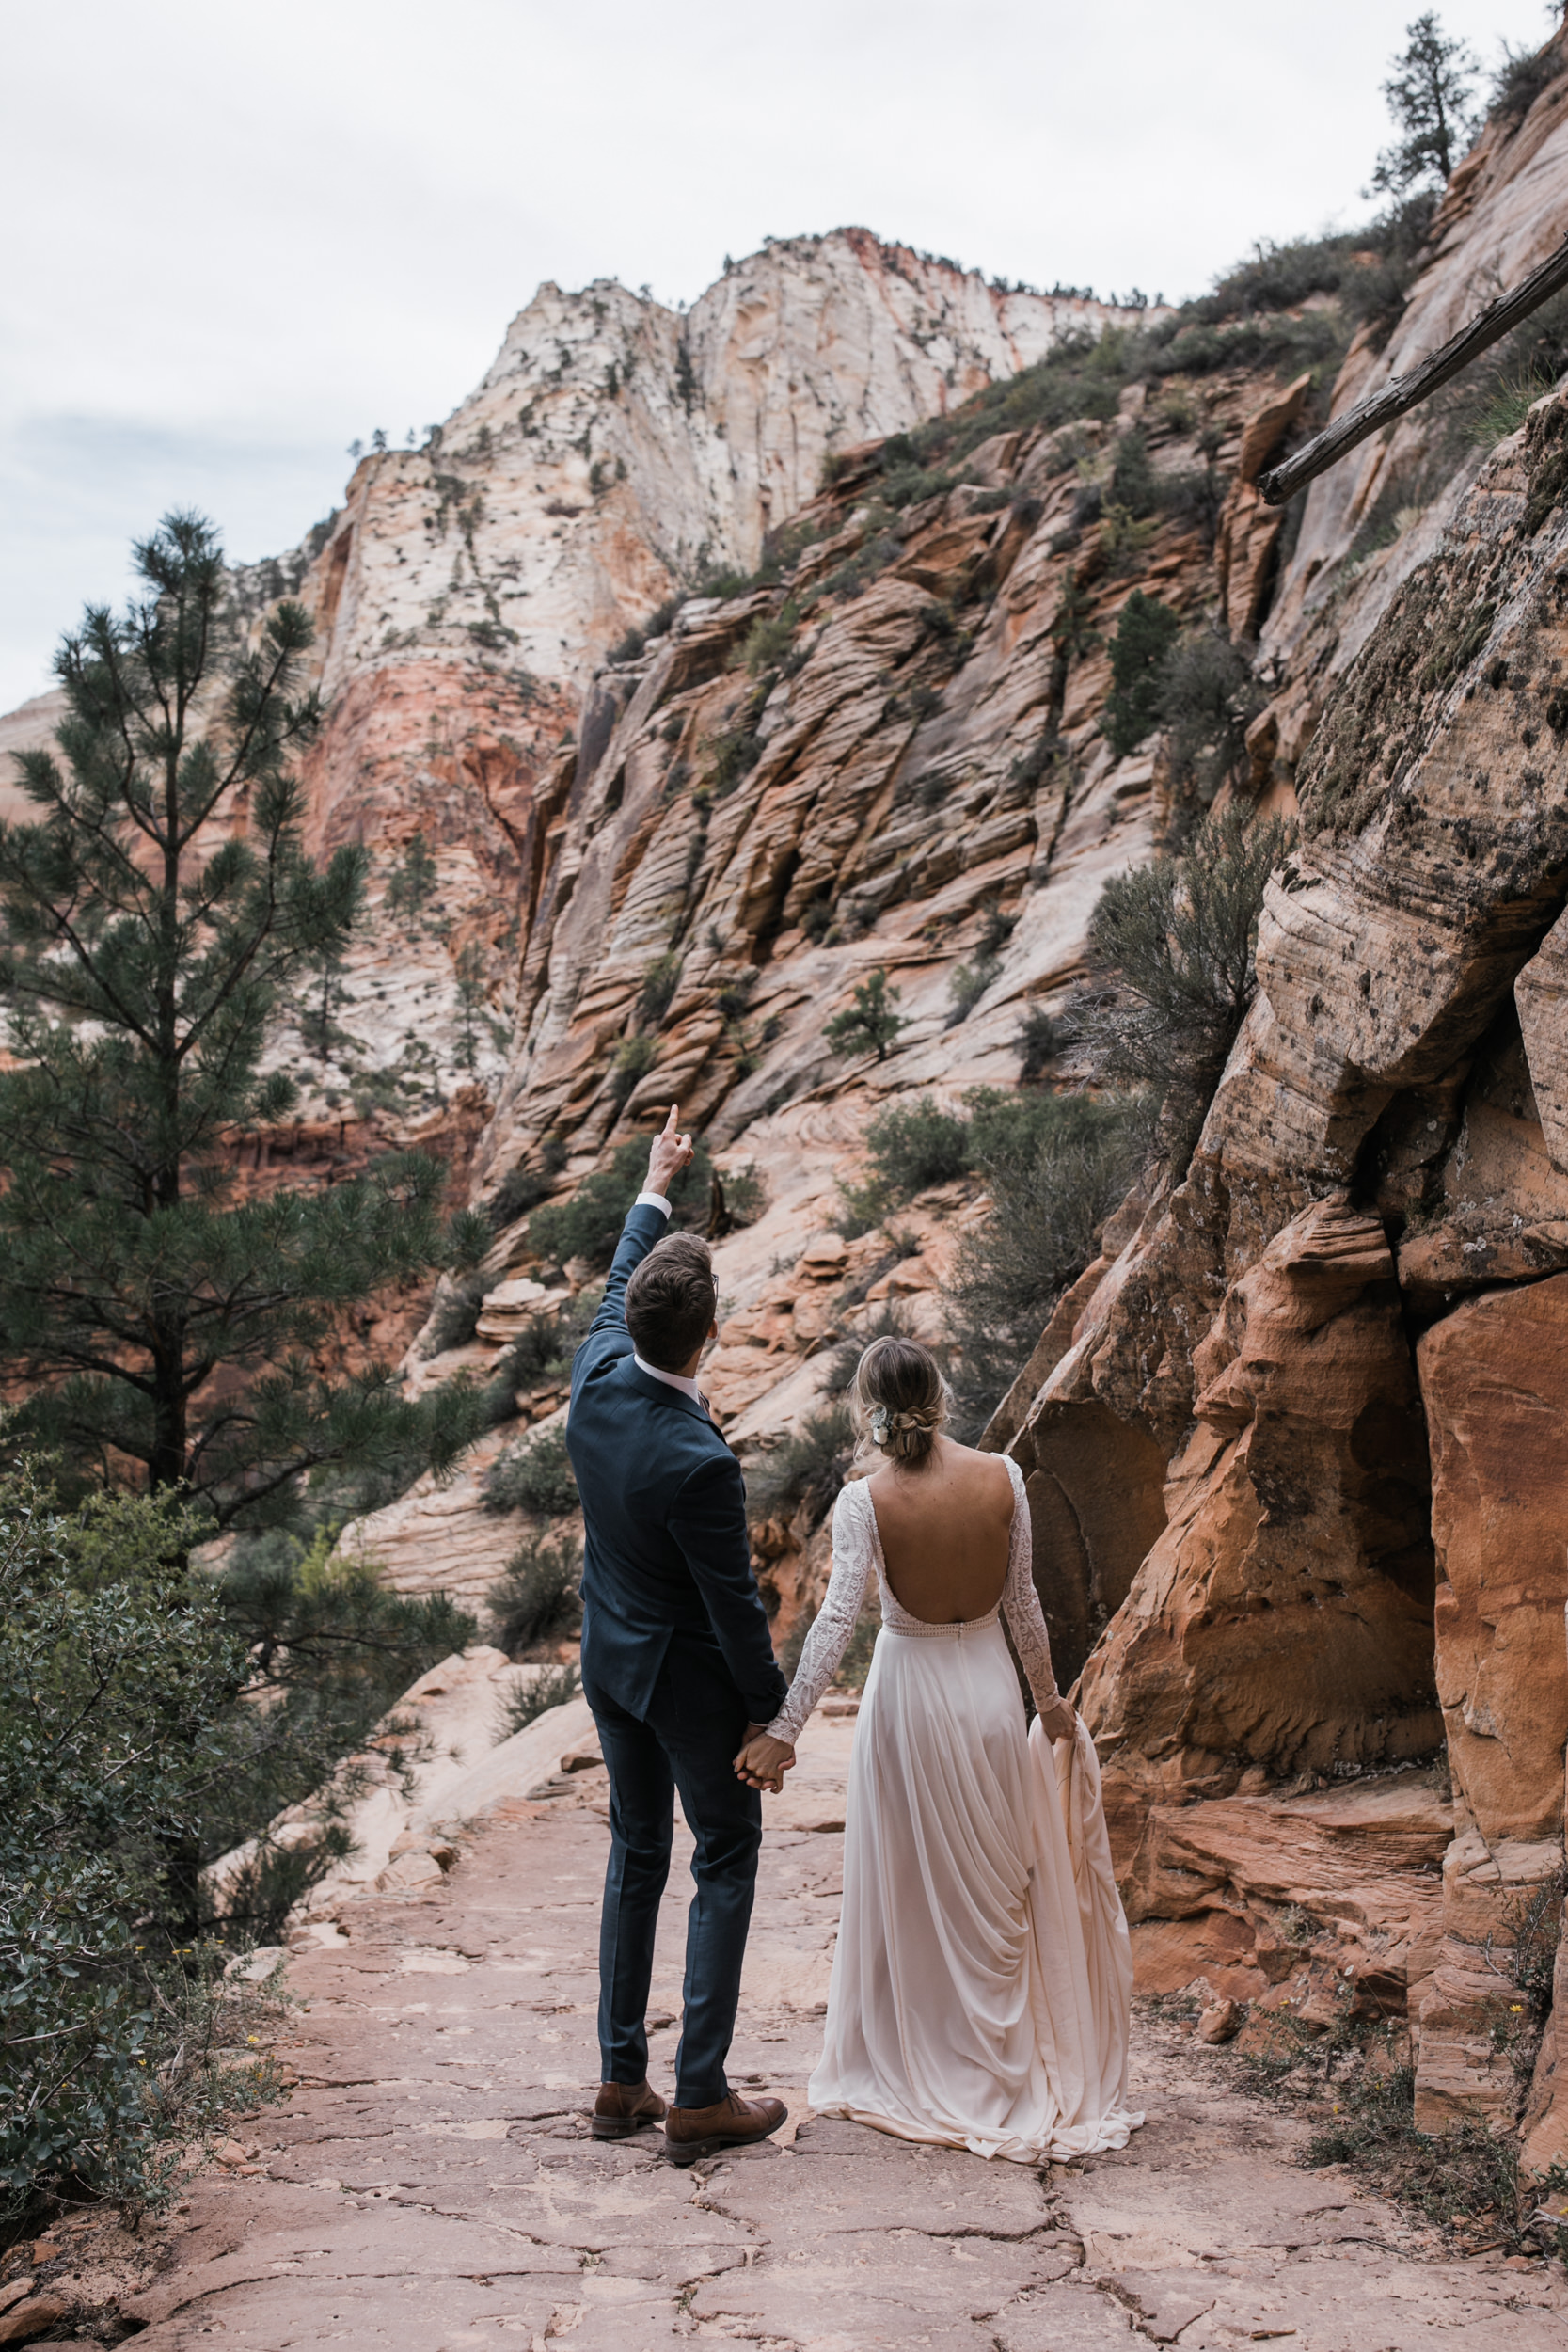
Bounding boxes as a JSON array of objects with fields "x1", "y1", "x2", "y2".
[{"x1": 564, "y1": 1106, "x2": 1140, "y2": 2165}]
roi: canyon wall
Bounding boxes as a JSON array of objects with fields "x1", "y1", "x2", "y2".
[{"x1": 1010, "y1": 50, "x2": 1568, "y2": 2167}]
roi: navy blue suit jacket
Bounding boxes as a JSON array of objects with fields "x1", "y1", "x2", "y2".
[{"x1": 566, "y1": 1201, "x2": 788, "y2": 1728}]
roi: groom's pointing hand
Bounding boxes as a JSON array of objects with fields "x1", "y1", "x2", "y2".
[{"x1": 647, "y1": 1102, "x2": 695, "y2": 1199}]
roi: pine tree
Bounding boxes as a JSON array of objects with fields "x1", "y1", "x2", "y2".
[
  {"x1": 1370, "y1": 12, "x2": 1480, "y2": 199},
  {"x1": 825, "y1": 967, "x2": 907, "y2": 1063},
  {"x1": 0, "y1": 513, "x2": 488, "y2": 1525}
]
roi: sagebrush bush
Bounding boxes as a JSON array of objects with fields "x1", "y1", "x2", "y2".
[
  {"x1": 1014, "y1": 1005, "x2": 1060, "y2": 1082},
  {"x1": 481, "y1": 1287, "x2": 603, "y2": 1422},
  {"x1": 1160, "y1": 462, "x2": 1227, "y2": 548},
  {"x1": 946, "y1": 950, "x2": 1004, "y2": 1025},
  {"x1": 863, "y1": 1097, "x2": 974, "y2": 1199},
  {"x1": 739, "y1": 603, "x2": 799, "y2": 674},
  {"x1": 487, "y1": 1530, "x2": 582, "y2": 1654},
  {"x1": 1085, "y1": 806, "x2": 1290, "y2": 1158},
  {"x1": 714, "y1": 1162, "x2": 767, "y2": 1228},
  {"x1": 747, "y1": 1405, "x2": 854, "y2": 1531},
  {"x1": 609, "y1": 1032, "x2": 657, "y2": 1109},
  {"x1": 1441, "y1": 287, "x2": 1568, "y2": 451},
  {"x1": 638, "y1": 952, "x2": 683, "y2": 1027},
  {"x1": 423, "y1": 1269, "x2": 487, "y2": 1354},
  {"x1": 1158, "y1": 628, "x2": 1264, "y2": 810},
  {"x1": 944, "y1": 1094, "x2": 1137, "y2": 1435},
  {"x1": 483, "y1": 1424, "x2": 578, "y2": 1516},
  {"x1": 495, "y1": 1661, "x2": 582, "y2": 1740}
]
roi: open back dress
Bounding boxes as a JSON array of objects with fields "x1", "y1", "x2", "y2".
[{"x1": 765, "y1": 1457, "x2": 1143, "y2": 2163}]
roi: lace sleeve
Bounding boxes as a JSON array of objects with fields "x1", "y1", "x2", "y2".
[
  {"x1": 1001, "y1": 1457, "x2": 1060, "y2": 1712},
  {"x1": 764, "y1": 1484, "x2": 875, "y2": 1742}
]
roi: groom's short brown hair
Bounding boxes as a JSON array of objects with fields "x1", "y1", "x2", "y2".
[{"x1": 626, "y1": 1232, "x2": 717, "y2": 1371}]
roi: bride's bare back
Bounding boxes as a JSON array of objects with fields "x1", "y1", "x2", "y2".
[{"x1": 866, "y1": 1433, "x2": 1017, "y2": 1625}]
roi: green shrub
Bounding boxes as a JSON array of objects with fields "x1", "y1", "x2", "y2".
[
  {"x1": 1160, "y1": 463, "x2": 1227, "y2": 548},
  {"x1": 638, "y1": 952, "x2": 683, "y2": 1027},
  {"x1": 1144, "y1": 308, "x2": 1345, "y2": 383},
  {"x1": 1085, "y1": 805, "x2": 1290, "y2": 1156},
  {"x1": 1014, "y1": 1005, "x2": 1060, "y2": 1082},
  {"x1": 387, "y1": 831, "x2": 438, "y2": 919},
  {"x1": 207, "y1": 1526, "x2": 477, "y2": 1919},
  {"x1": 479, "y1": 1286, "x2": 602, "y2": 1422},
  {"x1": 483, "y1": 1425, "x2": 578, "y2": 1516},
  {"x1": 800, "y1": 895, "x2": 835, "y2": 943},
  {"x1": 1, "y1": 1470, "x2": 243, "y2": 2215},
  {"x1": 711, "y1": 726, "x2": 764, "y2": 797},
  {"x1": 609, "y1": 1032, "x2": 657, "y2": 1110},
  {"x1": 1103, "y1": 592, "x2": 1182, "y2": 756},
  {"x1": 944, "y1": 1094, "x2": 1137, "y2": 1435},
  {"x1": 1300, "y1": 2059, "x2": 1525, "y2": 2242},
  {"x1": 609, "y1": 593, "x2": 684, "y2": 667},
  {"x1": 946, "y1": 949, "x2": 1004, "y2": 1025},
  {"x1": 746, "y1": 1405, "x2": 854, "y2": 1531},
  {"x1": 1489, "y1": 37, "x2": 1558, "y2": 123},
  {"x1": 738, "y1": 602, "x2": 799, "y2": 674},
  {"x1": 863, "y1": 1095, "x2": 974, "y2": 1198},
  {"x1": 0, "y1": 1465, "x2": 474, "y2": 2215},
  {"x1": 1108, "y1": 430, "x2": 1159, "y2": 517},
  {"x1": 1158, "y1": 628, "x2": 1264, "y2": 807},
  {"x1": 489, "y1": 1161, "x2": 555, "y2": 1228},
  {"x1": 825, "y1": 968, "x2": 907, "y2": 1063},
  {"x1": 528, "y1": 1136, "x2": 715, "y2": 1271},
  {"x1": 487, "y1": 1530, "x2": 582, "y2": 1654},
  {"x1": 424, "y1": 1269, "x2": 487, "y2": 1354},
  {"x1": 495, "y1": 1661, "x2": 582, "y2": 1740},
  {"x1": 713, "y1": 1162, "x2": 767, "y2": 1229}
]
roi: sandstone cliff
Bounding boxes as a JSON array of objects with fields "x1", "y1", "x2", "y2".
[{"x1": 1006, "y1": 41, "x2": 1568, "y2": 2173}]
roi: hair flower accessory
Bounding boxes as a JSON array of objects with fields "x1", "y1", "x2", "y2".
[{"x1": 869, "y1": 1403, "x2": 892, "y2": 1447}]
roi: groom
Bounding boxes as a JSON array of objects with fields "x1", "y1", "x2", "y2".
[{"x1": 565, "y1": 1104, "x2": 790, "y2": 2163}]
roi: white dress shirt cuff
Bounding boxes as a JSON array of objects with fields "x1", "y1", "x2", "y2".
[{"x1": 635, "y1": 1189, "x2": 672, "y2": 1216}]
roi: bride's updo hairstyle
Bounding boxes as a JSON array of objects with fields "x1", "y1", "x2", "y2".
[{"x1": 849, "y1": 1335, "x2": 947, "y2": 1470}]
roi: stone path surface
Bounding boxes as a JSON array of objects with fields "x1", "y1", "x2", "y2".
[{"x1": 87, "y1": 1715, "x2": 1568, "y2": 2350}]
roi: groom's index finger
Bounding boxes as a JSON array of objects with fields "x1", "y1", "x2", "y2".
[{"x1": 662, "y1": 1102, "x2": 680, "y2": 1135}]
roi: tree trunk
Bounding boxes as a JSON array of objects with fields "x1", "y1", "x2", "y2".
[{"x1": 1259, "y1": 235, "x2": 1568, "y2": 507}]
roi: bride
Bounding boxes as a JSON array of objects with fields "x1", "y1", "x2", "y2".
[{"x1": 736, "y1": 1335, "x2": 1143, "y2": 2164}]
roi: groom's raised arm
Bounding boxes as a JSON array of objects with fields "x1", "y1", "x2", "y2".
[{"x1": 576, "y1": 1106, "x2": 697, "y2": 1380}]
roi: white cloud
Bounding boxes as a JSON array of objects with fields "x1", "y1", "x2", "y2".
[{"x1": 0, "y1": 0, "x2": 1540, "y2": 707}]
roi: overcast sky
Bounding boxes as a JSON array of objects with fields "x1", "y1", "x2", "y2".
[{"x1": 0, "y1": 0, "x2": 1545, "y2": 711}]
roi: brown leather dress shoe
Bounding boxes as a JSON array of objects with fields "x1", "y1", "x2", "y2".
[
  {"x1": 592, "y1": 2079, "x2": 668, "y2": 2140},
  {"x1": 663, "y1": 2089, "x2": 787, "y2": 2164}
]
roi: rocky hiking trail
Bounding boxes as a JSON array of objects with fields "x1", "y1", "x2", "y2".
[{"x1": 23, "y1": 1712, "x2": 1567, "y2": 2352}]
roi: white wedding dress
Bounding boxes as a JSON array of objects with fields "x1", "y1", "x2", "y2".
[{"x1": 766, "y1": 1458, "x2": 1143, "y2": 2164}]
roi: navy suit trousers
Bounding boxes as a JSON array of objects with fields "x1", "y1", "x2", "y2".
[{"x1": 586, "y1": 1635, "x2": 762, "y2": 2110}]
